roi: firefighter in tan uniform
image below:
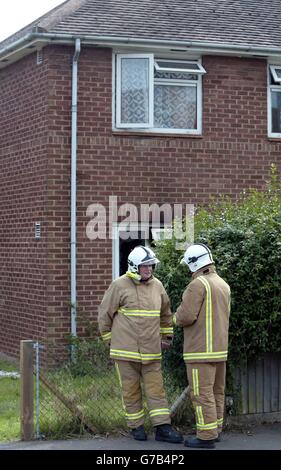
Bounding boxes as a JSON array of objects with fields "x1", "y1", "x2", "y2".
[
  {"x1": 98, "y1": 246, "x2": 183, "y2": 443},
  {"x1": 175, "y1": 243, "x2": 231, "y2": 449}
]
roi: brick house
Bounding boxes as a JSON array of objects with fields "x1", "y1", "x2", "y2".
[{"x1": 1, "y1": 0, "x2": 281, "y2": 358}]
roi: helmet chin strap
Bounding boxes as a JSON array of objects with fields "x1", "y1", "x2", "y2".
[
  {"x1": 126, "y1": 270, "x2": 153, "y2": 283},
  {"x1": 140, "y1": 274, "x2": 152, "y2": 282},
  {"x1": 188, "y1": 253, "x2": 207, "y2": 264}
]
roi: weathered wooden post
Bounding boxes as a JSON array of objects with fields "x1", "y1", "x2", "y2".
[{"x1": 20, "y1": 340, "x2": 34, "y2": 440}]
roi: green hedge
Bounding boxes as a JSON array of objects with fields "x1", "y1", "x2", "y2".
[{"x1": 155, "y1": 165, "x2": 281, "y2": 391}]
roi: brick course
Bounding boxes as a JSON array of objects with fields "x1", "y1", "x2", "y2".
[{"x1": 0, "y1": 45, "x2": 280, "y2": 357}]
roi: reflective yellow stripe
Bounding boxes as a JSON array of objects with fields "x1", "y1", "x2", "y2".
[
  {"x1": 195, "y1": 405, "x2": 218, "y2": 430},
  {"x1": 160, "y1": 327, "x2": 173, "y2": 334},
  {"x1": 115, "y1": 363, "x2": 126, "y2": 411},
  {"x1": 217, "y1": 417, "x2": 224, "y2": 425},
  {"x1": 197, "y1": 421, "x2": 218, "y2": 430},
  {"x1": 125, "y1": 409, "x2": 145, "y2": 420},
  {"x1": 115, "y1": 363, "x2": 122, "y2": 387},
  {"x1": 196, "y1": 406, "x2": 204, "y2": 425},
  {"x1": 149, "y1": 408, "x2": 170, "y2": 417},
  {"x1": 192, "y1": 368, "x2": 199, "y2": 396},
  {"x1": 111, "y1": 349, "x2": 141, "y2": 360},
  {"x1": 110, "y1": 349, "x2": 162, "y2": 361},
  {"x1": 197, "y1": 276, "x2": 212, "y2": 353},
  {"x1": 101, "y1": 332, "x2": 111, "y2": 340},
  {"x1": 140, "y1": 353, "x2": 162, "y2": 360},
  {"x1": 183, "y1": 351, "x2": 228, "y2": 361},
  {"x1": 118, "y1": 308, "x2": 160, "y2": 317},
  {"x1": 119, "y1": 308, "x2": 160, "y2": 313}
]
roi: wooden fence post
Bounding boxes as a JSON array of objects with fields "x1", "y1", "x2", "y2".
[{"x1": 20, "y1": 340, "x2": 34, "y2": 440}]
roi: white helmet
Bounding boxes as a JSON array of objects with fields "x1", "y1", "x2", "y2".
[
  {"x1": 182, "y1": 243, "x2": 214, "y2": 273},
  {"x1": 128, "y1": 246, "x2": 159, "y2": 274}
]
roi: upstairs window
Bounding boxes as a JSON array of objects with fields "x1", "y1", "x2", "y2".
[
  {"x1": 269, "y1": 65, "x2": 281, "y2": 84},
  {"x1": 115, "y1": 54, "x2": 206, "y2": 134},
  {"x1": 268, "y1": 65, "x2": 281, "y2": 136}
]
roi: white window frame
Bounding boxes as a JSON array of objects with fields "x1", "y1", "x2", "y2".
[
  {"x1": 268, "y1": 63, "x2": 281, "y2": 138},
  {"x1": 151, "y1": 226, "x2": 173, "y2": 241},
  {"x1": 116, "y1": 54, "x2": 154, "y2": 128},
  {"x1": 154, "y1": 59, "x2": 206, "y2": 74},
  {"x1": 269, "y1": 65, "x2": 281, "y2": 84},
  {"x1": 114, "y1": 53, "x2": 205, "y2": 135}
]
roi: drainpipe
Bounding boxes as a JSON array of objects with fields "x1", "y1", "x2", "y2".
[{"x1": 70, "y1": 38, "x2": 81, "y2": 340}]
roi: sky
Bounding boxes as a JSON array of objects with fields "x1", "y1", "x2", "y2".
[{"x1": 0, "y1": 0, "x2": 66, "y2": 42}]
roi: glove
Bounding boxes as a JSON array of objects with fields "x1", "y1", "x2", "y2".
[{"x1": 161, "y1": 340, "x2": 172, "y2": 350}]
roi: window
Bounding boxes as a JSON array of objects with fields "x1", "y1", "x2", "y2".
[
  {"x1": 151, "y1": 227, "x2": 173, "y2": 241},
  {"x1": 112, "y1": 223, "x2": 170, "y2": 279},
  {"x1": 268, "y1": 65, "x2": 281, "y2": 136},
  {"x1": 269, "y1": 65, "x2": 281, "y2": 84},
  {"x1": 112, "y1": 223, "x2": 152, "y2": 279},
  {"x1": 115, "y1": 54, "x2": 206, "y2": 134},
  {"x1": 154, "y1": 59, "x2": 205, "y2": 74}
]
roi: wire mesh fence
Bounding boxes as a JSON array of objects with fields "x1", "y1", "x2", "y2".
[{"x1": 32, "y1": 338, "x2": 194, "y2": 440}]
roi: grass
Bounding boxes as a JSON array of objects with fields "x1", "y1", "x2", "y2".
[{"x1": 0, "y1": 359, "x2": 20, "y2": 441}]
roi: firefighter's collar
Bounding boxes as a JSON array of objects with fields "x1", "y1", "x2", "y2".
[
  {"x1": 192, "y1": 264, "x2": 216, "y2": 279},
  {"x1": 126, "y1": 272, "x2": 153, "y2": 284}
]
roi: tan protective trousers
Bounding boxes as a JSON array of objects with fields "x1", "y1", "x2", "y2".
[
  {"x1": 186, "y1": 362, "x2": 226, "y2": 440},
  {"x1": 115, "y1": 360, "x2": 171, "y2": 429}
]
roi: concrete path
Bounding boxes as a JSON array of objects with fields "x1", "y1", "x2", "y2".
[{"x1": 1, "y1": 423, "x2": 281, "y2": 450}]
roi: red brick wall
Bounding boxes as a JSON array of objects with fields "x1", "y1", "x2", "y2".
[
  {"x1": 0, "y1": 45, "x2": 280, "y2": 357},
  {"x1": 0, "y1": 51, "x2": 49, "y2": 357}
]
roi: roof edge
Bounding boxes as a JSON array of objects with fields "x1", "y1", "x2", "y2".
[{"x1": 1, "y1": 32, "x2": 281, "y2": 68}]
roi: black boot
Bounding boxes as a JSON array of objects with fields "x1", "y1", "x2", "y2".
[
  {"x1": 131, "y1": 425, "x2": 147, "y2": 441},
  {"x1": 184, "y1": 436, "x2": 216, "y2": 449},
  {"x1": 155, "y1": 424, "x2": 183, "y2": 443}
]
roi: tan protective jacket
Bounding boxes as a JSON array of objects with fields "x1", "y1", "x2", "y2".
[
  {"x1": 98, "y1": 274, "x2": 173, "y2": 363},
  {"x1": 175, "y1": 265, "x2": 231, "y2": 363}
]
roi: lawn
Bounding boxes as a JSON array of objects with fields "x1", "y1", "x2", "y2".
[{"x1": 0, "y1": 359, "x2": 20, "y2": 441}]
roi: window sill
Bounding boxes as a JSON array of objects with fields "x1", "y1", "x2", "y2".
[
  {"x1": 268, "y1": 137, "x2": 281, "y2": 141},
  {"x1": 112, "y1": 131, "x2": 203, "y2": 139}
]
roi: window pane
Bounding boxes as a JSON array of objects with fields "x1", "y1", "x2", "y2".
[
  {"x1": 154, "y1": 60, "x2": 205, "y2": 74},
  {"x1": 120, "y1": 58, "x2": 149, "y2": 124},
  {"x1": 154, "y1": 85, "x2": 197, "y2": 129},
  {"x1": 154, "y1": 70, "x2": 197, "y2": 80},
  {"x1": 271, "y1": 91, "x2": 281, "y2": 133},
  {"x1": 156, "y1": 61, "x2": 201, "y2": 70}
]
